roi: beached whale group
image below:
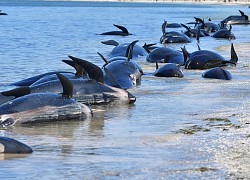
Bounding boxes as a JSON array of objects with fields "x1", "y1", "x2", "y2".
[{"x1": 0, "y1": 9, "x2": 248, "y2": 154}]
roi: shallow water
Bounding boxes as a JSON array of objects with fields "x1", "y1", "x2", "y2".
[{"x1": 0, "y1": 1, "x2": 250, "y2": 179}]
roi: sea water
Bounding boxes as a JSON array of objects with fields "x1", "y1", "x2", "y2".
[{"x1": 0, "y1": 1, "x2": 250, "y2": 179}]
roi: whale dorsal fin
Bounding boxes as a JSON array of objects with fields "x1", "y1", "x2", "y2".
[
  {"x1": 155, "y1": 61, "x2": 159, "y2": 70},
  {"x1": 181, "y1": 23, "x2": 191, "y2": 32},
  {"x1": 68, "y1": 55, "x2": 104, "y2": 83},
  {"x1": 1, "y1": 87, "x2": 31, "y2": 98},
  {"x1": 194, "y1": 17, "x2": 206, "y2": 28},
  {"x1": 103, "y1": 67, "x2": 121, "y2": 88},
  {"x1": 238, "y1": 10, "x2": 248, "y2": 20},
  {"x1": 162, "y1": 20, "x2": 167, "y2": 34},
  {"x1": 57, "y1": 73, "x2": 73, "y2": 98},
  {"x1": 101, "y1": 40, "x2": 119, "y2": 46},
  {"x1": 196, "y1": 27, "x2": 201, "y2": 43},
  {"x1": 97, "y1": 52, "x2": 109, "y2": 66},
  {"x1": 143, "y1": 43, "x2": 151, "y2": 53},
  {"x1": 197, "y1": 43, "x2": 201, "y2": 50},
  {"x1": 62, "y1": 60, "x2": 86, "y2": 77},
  {"x1": 113, "y1": 24, "x2": 129, "y2": 34},
  {"x1": 181, "y1": 46, "x2": 190, "y2": 64},
  {"x1": 239, "y1": 10, "x2": 245, "y2": 16},
  {"x1": 142, "y1": 43, "x2": 157, "y2": 53},
  {"x1": 230, "y1": 43, "x2": 238, "y2": 64},
  {"x1": 125, "y1": 40, "x2": 139, "y2": 61}
]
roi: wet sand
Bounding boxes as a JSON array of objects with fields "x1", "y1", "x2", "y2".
[{"x1": 213, "y1": 43, "x2": 250, "y2": 179}]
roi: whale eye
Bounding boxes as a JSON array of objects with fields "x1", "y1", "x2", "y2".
[{"x1": 0, "y1": 118, "x2": 15, "y2": 127}]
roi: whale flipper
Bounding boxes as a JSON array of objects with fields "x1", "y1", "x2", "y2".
[{"x1": 1, "y1": 87, "x2": 31, "y2": 98}]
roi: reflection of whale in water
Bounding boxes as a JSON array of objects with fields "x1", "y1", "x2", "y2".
[
  {"x1": 0, "y1": 74, "x2": 92, "y2": 127},
  {"x1": 0, "y1": 136, "x2": 33, "y2": 154}
]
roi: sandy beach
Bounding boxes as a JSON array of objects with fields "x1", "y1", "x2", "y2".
[{"x1": 48, "y1": 0, "x2": 250, "y2": 5}]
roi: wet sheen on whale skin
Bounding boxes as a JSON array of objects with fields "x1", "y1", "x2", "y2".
[
  {"x1": 221, "y1": 10, "x2": 250, "y2": 25},
  {"x1": 0, "y1": 74, "x2": 93, "y2": 127},
  {"x1": 0, "y1": 136, "x2": 33, "y2": 154},
  {"x1": 101, "y1": 40, "x2": 148, "y2": 59},
  {"x1": 154, "y1": 63, "x2": 184, "y2": 78},
  {"x1": 0, "y1": 93, "x2": 92, "y2": 127},
  {"x1": 182, "y1": 44, "x2": 238, "y2": 70},
  {"x1": 202, "y1": 67, "x2": 232, "y2": 80}
]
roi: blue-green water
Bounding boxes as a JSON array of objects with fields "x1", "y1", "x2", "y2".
[{"x1": 0, "y1": 1, "x2": 250, "y2": 179}]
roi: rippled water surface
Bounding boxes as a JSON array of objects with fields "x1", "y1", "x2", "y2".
[{"x1": 0, "y1": 1, "x2": 250, "y2": 179}]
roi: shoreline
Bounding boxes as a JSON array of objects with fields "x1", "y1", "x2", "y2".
[{"x1": 46, "y1": 0, "x2": 250, "y2": 5}]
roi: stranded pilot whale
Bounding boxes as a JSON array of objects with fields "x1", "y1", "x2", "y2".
[
  {"x1": 101, "y1": 39, "x2": 148, "y2": 59},
  {"x1": 1, "y1": 57, "x2": 136, "y2": 105},
  {"x1": 202, "y1": 67, "x2": 232, "y2": 80},
  {"x1": 10, "y1": 59, "x2": 86, "y2": 87},
  {"x1": 221, "y1": 10, "x2": 250, "y2": 25},
  {"x1": 98, "y1": 40, "x2": 142, "y2": 89},
  {"x1": 182, "y1": 44, "x2": 238, "y2": 70},
  {"x1": 0, "y1": 136, "x2": 33, "y2": 154},
  {"x1": 0, "y1": 10, "x2": 7, "y2": 15},
  {"x1": 99, "y1": 24, "x2": 131, "y2": 36},
  {"x1": 154, "y1": 62, "x2": 184, "y2": 78},
  {"x1": 0, "y1": 74, "x2": 92, "y2": 127},
  {"x1": 160, "y1": 20, "x2": 191, "y2": 44}
]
